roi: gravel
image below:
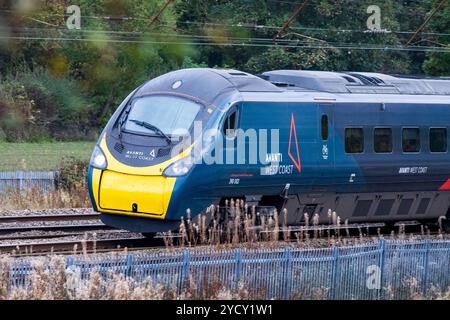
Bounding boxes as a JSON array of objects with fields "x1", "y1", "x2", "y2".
[
  {"x1": 0, "y1": 208, "x2": 144, "y2": 250},
  {"x1": 0, "y1": 208, "x2": 94, "y2": 217},
  {"x1": 0, "y1": 220, "x2": 103, "y2": 229},
  {"x1": 0, "y1": 230, "x2": 143, "y2": 247},
  {"x1": 0, "y1": 229, "x2": 127, "y2": 239}
]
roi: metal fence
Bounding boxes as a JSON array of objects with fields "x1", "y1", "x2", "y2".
[
  {"x1": 0, "y1": 171, "x2": 58, "y2": 193},
  {"x1": 6, "y1": 239, "x2": 450, "y2": 299}
]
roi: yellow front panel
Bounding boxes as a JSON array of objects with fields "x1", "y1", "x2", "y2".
[
  {"x1": 91, "y1": 168, "x2": 102, "y2": 206},
  {"x1": 100, "y1": 135, "x2": 192, "y2": 176},
  {"x1": 99, "y1": 170, "x2": 176, "y2": 217}
]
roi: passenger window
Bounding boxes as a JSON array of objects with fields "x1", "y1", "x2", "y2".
[
  {"x1": 402, "y1": 128, "x2": 420, "y2": 152},
  {"x1": 345, "y1": 128, "x2": 364, "y2": 153},
  {"x1": 374, "y1": 128, "x2": 392, "y2": 153},
  {"x1": 321, "y1": 115, "x2": 328, "y2": 140},
  {"x1": 223, "y1": 110, "x2": 238, "y2": 139},
  {"x1": 430, "y1": 128, "x2": 447, "y2": 152}
]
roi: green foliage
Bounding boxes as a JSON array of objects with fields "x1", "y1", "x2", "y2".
[
  {"x1": 422, "y1": 0, "x2": 450, "y2": 76},
  {"x1": 57, "y1": 156, "x2": 90, "y2": 191},
  {"x1": 0, "y1": 68, "x2": 92, "y2": 141},
  {"x1": 181, "y1": 57, "x2": 208, "y2": 69},
  {"x1": 424, "y1": 52, "x2": 450, "y2": 76},
  {"x1": 174, "y1": 0, "x2": 447, "y2": 75},
  {"x1": 0, "y1": 0, "x2": 448, "y2": 142}
]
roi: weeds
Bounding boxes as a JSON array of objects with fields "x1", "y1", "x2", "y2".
[
  {"x1": 0, "y1": 184, "x2": 90, "y2": 210},
  {"x1": 0, "y1": 255, "x2": 10, "y2": 299},
  {"x1": 158, "y1": 199, "x2": 450, "y2": 252},
  {"x1": 166, "y1": 200, "x2": 378, "y2": 249},
  {"x1": 0, "y1": 254, "x2": 253, "y2": 300},
  {"x1": 0, "y1": 253, "x2": 449, "y2": 300}
]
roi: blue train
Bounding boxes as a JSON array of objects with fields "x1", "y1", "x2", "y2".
[{"x1": 87, "y1": 68, "x2": 450, "y2": 233}]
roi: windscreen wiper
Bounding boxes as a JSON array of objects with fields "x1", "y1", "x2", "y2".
[
  {"x1": 128, "y1": 119, "x2": 172, "y2": 145},
  {"x1": 117, "y1": 105, "x2": 132, "y2": 143}
]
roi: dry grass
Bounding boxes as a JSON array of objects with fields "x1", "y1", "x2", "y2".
[
  {"x1": 162, "y1": 200, "x2": 449, "y2": 249},
  {"x1": 0, "y1": 254, "x2": 252, "y2": 300},
  {"x1": 0, "y1": 185, "x2": 91, "y2": 211},
  {"x1": 0, "y1": 254, "x2": 448, "y2": 300}
]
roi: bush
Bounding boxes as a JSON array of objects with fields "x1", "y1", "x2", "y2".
[
  {"x1": 0, "y1": 75, "x2": 48, "y2": 142},
  {"x1": 57, "y1": 156, "x2": 89, "y2": 191},
  {"x1": 0, "y1": 68, "x2": 95, "y2": 142}
]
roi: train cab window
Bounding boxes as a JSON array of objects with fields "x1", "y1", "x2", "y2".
[
  {"x1": 430, "y1": 128, "x2": 447, "y2": 152},
  {"x1": 402, "y1": 128, "x2": 420, "y2": 153},
  {"x1": 374, "y1": 128, "x2": 392, "y2": 153},
  {"x1": 223, "y1": 110, "x2": 238, "y2": 139},
  {"x1": 321, "y1": 115, "x2": 328, "y2": 140},
  {"x1": 124, "y1": 95, "x2": 201, "y2": 135},
  {"x1": 345, "y1": 128, "x2": 364, "y2": 153}
]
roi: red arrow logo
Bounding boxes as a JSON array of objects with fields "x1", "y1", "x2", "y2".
[{"x1": 288, "y1": 113, "x2": 301, "y2": 173}]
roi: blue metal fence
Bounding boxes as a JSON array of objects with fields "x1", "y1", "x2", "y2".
[
  {"x1": 0, "y1": 171, "x2": 58, "y2": 192},
  {"x1": 6, "y1": 239, "x2": 450, "y2": 299}
]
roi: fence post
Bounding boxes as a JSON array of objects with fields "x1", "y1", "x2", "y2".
[
  {"x1": 422, "y1": 240, "x2": 431, "y2": 295},
  {"x1": 234, "y1": 248, "x2": 242, "y2": 287},
  {"x1": 180, "y1": 250, "x2": 190, "y2": 292},
  {"x1": 16, "y1": 171, "x2": 23, "y2": 192},
  {"x1": 66, "y1": 256, "x2": 74, "y2": 269},
  {"x1": 282, "y1": 248, "x2": 292, "y2": 300},
  {"x1": 65, "y1": 256, "x2": 75, "y2": 295},
  {"x1": 331, "y1": 247, "x2": 340, "y2": 300},
  {"x1": 125, "y1": 253, "x2": 134, "y2": 277},
  {"x1": 377, "y1": 239, "x2": 386, "y2": 300}
]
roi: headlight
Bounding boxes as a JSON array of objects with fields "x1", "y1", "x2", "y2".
[
  {"x1": 90, "y1": 145, "x2": 107, "y2": 170},
  {"x1": 163, "y1": 156, "x2": 193, "y2": 177}
]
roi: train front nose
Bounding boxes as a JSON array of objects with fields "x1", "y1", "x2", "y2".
[
  {"x1": 98, "y1": 170, "x2": 175, "y2": 216},
  {"x1": 87, "y1": 139, "x2": 193, "y2": 232},
  {"x1": 88, "y1": 165, "x2": 182, "y2": 232}
]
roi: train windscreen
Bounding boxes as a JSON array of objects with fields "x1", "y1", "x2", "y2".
[{"x1": 124, "y1": 95, "x2": 201, "y2": 136}]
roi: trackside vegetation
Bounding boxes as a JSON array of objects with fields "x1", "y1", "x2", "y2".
[{"x1": 0, "y1": 0, "x2": 449, "y2": 142}]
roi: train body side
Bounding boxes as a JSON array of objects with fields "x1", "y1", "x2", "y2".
[{"x1": 207, "y1": 93, "x2": 450, "y2": 223}]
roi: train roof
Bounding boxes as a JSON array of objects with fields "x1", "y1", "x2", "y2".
[
  {"x1": 261, "y1": 70, "x2": 450, "y2": 95},
  {"x1": 139, "y1": 68, "x2": 450, "y2": 107},
  {"x1": 135, "y1": 68, "x2": 281, "y2": 107}
]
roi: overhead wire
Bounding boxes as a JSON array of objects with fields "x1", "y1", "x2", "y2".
[
  {"x1": 2, "y1": 26, "x2": 448, "y2": 52},
  {"x1": 0, "y1": 3, "x2": 447, "y2": 53},
  {"x1": 1, "y1": 34, "x2": 449, "y2": 53},
  {"x1": 1, "y1": 8, "x2": 450, "y2": 37}
]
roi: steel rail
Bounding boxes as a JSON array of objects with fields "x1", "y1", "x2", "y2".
[{"x1": 0, "y1": 213, "x2": 100, "y2": 223}]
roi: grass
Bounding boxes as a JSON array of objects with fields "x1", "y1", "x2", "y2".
[
  {"x1": 0, "y1": 185, "x2": 91, "y2": 211},
  {"x1": 1, "y1": 252, "x2": 449, "y2": 300},
  {"x1": 0, "y1": 141, "x2": 95, "y2": 171},
  {"x1": 165, "y1": 202, "x2": 449, "y2": 249}
]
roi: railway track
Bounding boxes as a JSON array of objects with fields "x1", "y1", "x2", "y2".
[
  {"x1": 0, "y1": 210, "x2": 164, "y2": 255},
  {"x1": 0, "y1": 235, "x2": 152, "y2": 255},
  {"x1": 0, "y1": 223, "x2": 113, "y2": 235},
  {"x1": 0, "y1": 212, "x2": 110, "y2": 236},
  {"x1": 0, "y1": 213, "x2": 100, "y2": 223},
  {"x1": 0, "y1": 209, "x2": 447, "y2": 256}
]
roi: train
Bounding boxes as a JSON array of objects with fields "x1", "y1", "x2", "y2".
[{"x1": 87, "y1": 68, "x2": 450, "y2": 233}]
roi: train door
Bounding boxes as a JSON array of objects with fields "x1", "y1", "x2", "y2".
[
  {"x1": 213, "y1": 104, "x2": 244, "y2": 197},
  {"x1": 215, "y1": 101, "x2": 291, "y2": 197},
  {"x1": 316, "y1": 103, "x2": 335, "y2": 190}
]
